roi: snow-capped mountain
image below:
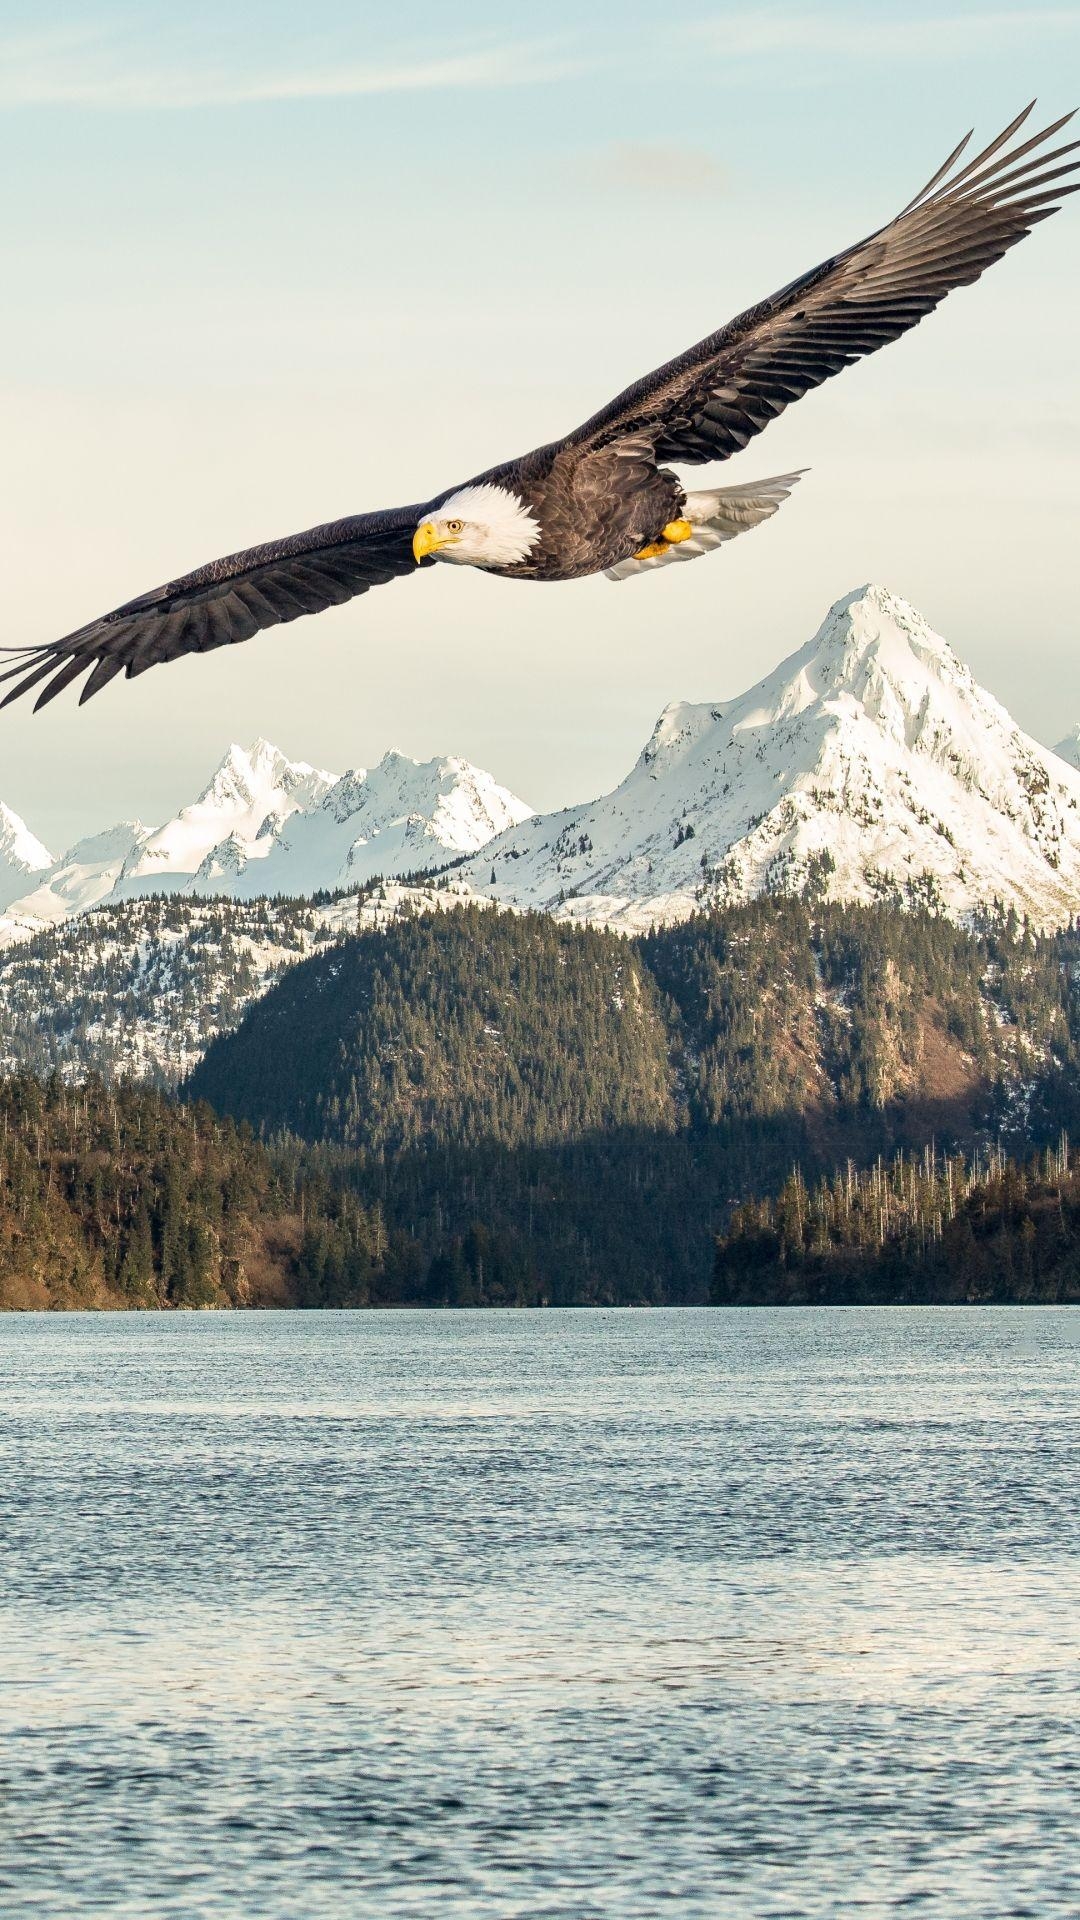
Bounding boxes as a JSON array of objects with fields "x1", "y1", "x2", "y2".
[
  {"x1": 463, "y1": 584, "x2": 1080, "y2": 931},
  {"x1": 0, "y1": 739, "x2": 531, "y2": 944},
  {"x1": 0, "y1": 803, "x2": 52, "y2": 914}
]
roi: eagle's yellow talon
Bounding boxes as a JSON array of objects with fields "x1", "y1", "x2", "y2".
[{"x1": 634, "y1": 519, "x2": 693, "y2": 561}]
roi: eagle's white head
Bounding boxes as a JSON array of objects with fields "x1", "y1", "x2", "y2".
[{"x1": 412, "y1": 484, "x2": 540, "y2": 569}]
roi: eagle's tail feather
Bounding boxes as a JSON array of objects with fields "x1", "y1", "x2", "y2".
[{"x1": 604, "y1": 471, "x2": 806, "y2": 582}]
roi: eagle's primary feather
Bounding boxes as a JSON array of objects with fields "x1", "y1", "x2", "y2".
[{"x1": 3, "y1": 103, "x2": 1077, "y2": 711}]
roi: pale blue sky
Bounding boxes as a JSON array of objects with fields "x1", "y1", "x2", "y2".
[{"x1": 1, "y1": 1, "x2": 1078, "y2": 849}]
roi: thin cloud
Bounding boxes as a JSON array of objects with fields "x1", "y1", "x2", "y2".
[
  {"x1": 587, "y1": 142, "x2": 726, "y2": 197},
  {"x1": 0, "y1": 29, "x2": 579, "y2": 110},
  {"x1": 693, "y1": 6, "x2": 1079, "y2": 59}
]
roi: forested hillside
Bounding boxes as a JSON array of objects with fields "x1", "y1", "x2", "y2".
[
  {"x1": 643, "y1": 900, "x2": 1080, "y2": 1141},
  {"x1": 192, "y1": 907, "x2": 677, "y2": 1150},
  {"x1": 187, "y1": 900, "x2": 1080, "y2": 1303},
  {"x1": 193, "y1": 900, "x2": 1080, "y2": 1146}
]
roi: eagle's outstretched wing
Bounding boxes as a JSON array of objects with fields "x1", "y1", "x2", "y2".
[
  {"x1": 0, "y1": 503, "x2": 427, "y2": 711},
  {"x1": 566, "y1": 103, "x2": 1079, "y2": 468}
]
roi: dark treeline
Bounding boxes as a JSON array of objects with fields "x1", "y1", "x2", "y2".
[
  {"x1": 0, "y1": 1072, "x2": 478, "y2": 1311},
  {"x1": 280, "y1": 1130, "x2": 741, "y2": 1307},
  {"x1": 0, "y1": 1070, "x2": 643, "y2": 1312},
  {"x1": 712, "y1": 1137, "x2": 1080, "y2": 1304}
]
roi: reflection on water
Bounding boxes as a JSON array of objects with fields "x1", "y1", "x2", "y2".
[{"x1": 1, "y1": 1308, "x2": 1078, "y2": 1917}]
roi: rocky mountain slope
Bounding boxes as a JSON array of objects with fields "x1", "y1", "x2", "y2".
[{"x1": 464, "y1": 585, "x2": 1080, "y2": 932}]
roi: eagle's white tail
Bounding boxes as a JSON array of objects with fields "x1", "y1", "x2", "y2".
[{"x1": 604, "y1": 471, "x2": 806, "y2": 582}]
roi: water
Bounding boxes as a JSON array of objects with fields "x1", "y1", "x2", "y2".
[{"x1": 1, "y1": 1309, "x2": 1078, "y2": 1918}]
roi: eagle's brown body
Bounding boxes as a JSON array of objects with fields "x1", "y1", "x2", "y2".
[{"x1": 471, "y1": 446, "x2": 685, "y2": 580}]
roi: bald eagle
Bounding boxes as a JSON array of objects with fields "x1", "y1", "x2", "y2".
[{"x1": 4, "y1": 103, "x2": 1077, "y2": 712}]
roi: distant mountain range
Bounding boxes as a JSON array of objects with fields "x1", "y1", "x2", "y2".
[
  {"x1": 3, "y1": 583, "x2": 1079, "y2": 946},
  {"x1": 0, "y1": 742, "x2": 531, "y2": 943}
]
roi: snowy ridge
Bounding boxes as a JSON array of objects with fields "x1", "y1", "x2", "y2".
[
  {"x1": 3, "y1": 823, "x2": 148, "y2": 931},
  {"x1": 204, "y1": 750, "x2": 533, "y2": 901},
  {"x1": 114, "y1": 738, "x2": 336, "y2": 901},
  {"x1": 0, "y1": 877, "x2": 495, "y2": 1083},
  {"x1": 463, "y1": 585, "x2": 1080, "y2": 932}
]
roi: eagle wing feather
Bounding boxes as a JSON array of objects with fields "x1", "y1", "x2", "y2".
[
  {"x1": 565, "y1": 104, "x2": 1079, "y2": 470},
  {"x1": 0, "y1": 505, "x2": 427, "y2": 710}
]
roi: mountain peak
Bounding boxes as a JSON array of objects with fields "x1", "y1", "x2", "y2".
[
  {"x1": 829, "y1": 580, "x2": 943, "y2": 630},
  {"x1": 193, "y1": 739, "x2": 336, "y2": 814},
  {"x1": 750, "y1": 582, "x2": 982, "y2": 758},
  {"x1": 220, "y1": 748, "x2": 533, "y2": 899},
  {"x1": 807, "y1": 583, "x2": 955, "y2": 678},
  {"x1": 462, "y1": 584, "x2": 1080, "y2": 932},
  {"x1": 0, "y1": 800, "x2": 52, "y2": 866}
]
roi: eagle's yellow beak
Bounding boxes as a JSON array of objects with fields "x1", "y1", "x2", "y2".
[{"x1": 413, "y1": 522, "x2": 443, "y2": 563}]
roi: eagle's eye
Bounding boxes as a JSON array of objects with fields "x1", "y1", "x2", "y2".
[{"x1": 446, "y1": 518, "x2": 463, "y2": 534}]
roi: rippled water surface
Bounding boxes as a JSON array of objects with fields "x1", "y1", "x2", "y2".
[{"x1": 1, "y1": 1309, "x2": 1078, "y2": 1917}]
